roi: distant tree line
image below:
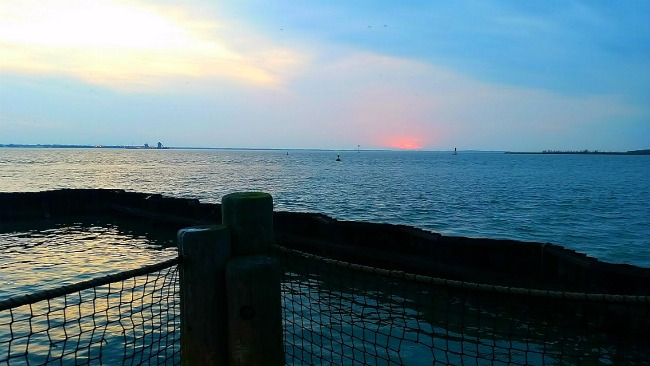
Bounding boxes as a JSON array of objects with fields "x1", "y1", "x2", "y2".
[
  {"x1": 506, "y1": 149, "x2": 650, "y2": 155},
  {"x1": 541, "y1": 149, "x2": 601, "y2": 154},
  {"x1": 539, "y1": 149, "x2": 650, "y2": 155}
]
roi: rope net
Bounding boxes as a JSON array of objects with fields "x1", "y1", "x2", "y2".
[
  {"x1": 0, "y1": 259, "x2": 180, "y2": 365},
  {"x1": 2, "y1": 244, "x2": 648, "y2": 365},
  {"x1": 276, "y1": 245, "x2": 650, "y2": 366}
]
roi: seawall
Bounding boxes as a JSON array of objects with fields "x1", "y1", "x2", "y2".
[{"x1": 1, "y1": 189, "x2": 649, "y2": 295}]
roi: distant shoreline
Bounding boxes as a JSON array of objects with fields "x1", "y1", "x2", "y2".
[
  {"x1": 505, "y1": 149, "x2": 650, "y2": 156},
  {"x1": 0, "y1": 144, "x2": 165, "y2": 150},
  {"x1": 0, "y1": 144, "x2": 390, "y2": 152},
  {"x1": 2, "y1": 144, "x2": 648, "y2": 155}
]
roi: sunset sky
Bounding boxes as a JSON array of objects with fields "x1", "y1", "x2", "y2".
[{"x1": 1, "y1": 1, "x2": 648, "y2": 151}]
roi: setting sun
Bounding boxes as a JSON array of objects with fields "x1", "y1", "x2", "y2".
[{"x1": 386, "y1": 137, "x2": 423, "y2": 150}]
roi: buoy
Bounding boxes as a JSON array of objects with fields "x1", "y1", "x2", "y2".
[{"x1": 336, "y1": 154, "x2": 341, "y2": 162}]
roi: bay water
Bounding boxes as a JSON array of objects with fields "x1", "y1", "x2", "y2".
[
  {"x1": 1, "y1": 147, "x2": 649, "y2": 364},
  {"x1": 1, "y1": 148, "x2": 648, "y2": 267}
]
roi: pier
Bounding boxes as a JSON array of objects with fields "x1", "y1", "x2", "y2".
[{"x1": 1, "y1": 189, "x2": 649, "y2": 364}]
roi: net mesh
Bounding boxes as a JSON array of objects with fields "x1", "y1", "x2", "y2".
[
  {"x1": 2, "y1": 245, "x2": 648, "y2": 365},
  {"x1": 277, "y1": 245, "x2": 650, "y2": 366},
  {"x1": 0, "y1": 260, "x2": 180, "y2": 365}
]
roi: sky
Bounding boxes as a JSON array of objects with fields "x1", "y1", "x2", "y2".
[{"x1": 1, "y1": 1, "x2": 648, "y2": 151}]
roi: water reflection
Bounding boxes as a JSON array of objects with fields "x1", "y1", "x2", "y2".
[{"x1": 0, "y1": 216, "x2": 178, "y2": 300}]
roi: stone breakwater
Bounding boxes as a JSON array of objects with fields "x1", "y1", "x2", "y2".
[{"x1": 2, "y1": 188, "x2": 649, "y2": 296}]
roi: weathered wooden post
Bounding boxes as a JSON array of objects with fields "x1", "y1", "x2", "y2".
[
  {"x1": 222, "y1": 192, "x2": 285, "y2": 366},
  {"x1": 178, "y1": 225, "x2": 231, "y2": 366},
  {"x1": 221, "y1": 192, "x2": 274, "y2": 256}
]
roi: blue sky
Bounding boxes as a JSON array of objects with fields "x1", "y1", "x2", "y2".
[{"x1": 1, "y1": 0, "x2": 648, "y2": 150}]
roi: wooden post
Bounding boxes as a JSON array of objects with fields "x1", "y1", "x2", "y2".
[
  {"x1": 178, "y1": 225, "x2": 231, "y2": 366},
  {"x1": 222, "y1": 192, "x2": 285, "y2": 366},
  {"x1": 221, "y1": 192, "x2": 273, "y2": 256},
  {"x1": 226, "y1": 256, "x2": 284, "y2": 366}
]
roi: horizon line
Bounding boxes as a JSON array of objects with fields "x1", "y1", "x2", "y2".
[
  {"x1": 0, "y1": 143, "x2": 507, "y2": 152},
  {"x1": 1, "y1": 143, "x2": 647, "y2": 154}
]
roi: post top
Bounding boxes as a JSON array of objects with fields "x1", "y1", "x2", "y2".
[
  {"x1": 179, "y1": 225, "x2": 225, "y2": 233},
  {"x1": 222, "y1": 192, "x2": 272, "y2": 201},
  {"x1": 222, "y1": 192, "x2": 273, "y2": 256},
  {"x1": 177, "y1": 225, "x2": 228, "y2": 242}
]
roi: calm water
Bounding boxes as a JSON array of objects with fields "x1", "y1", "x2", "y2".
[
  {"x1": 1, "y1": 148, "x2": 649, "y2": 365},
  {"x1": 0, "y1": 217, "x2": 180, "y2": 365},
  {"x1": 0, "y1": 217, "x2": 178, "y2": 299},
  {"x1": 1, "y1": 148, "x2": 648, "y2": 267}
]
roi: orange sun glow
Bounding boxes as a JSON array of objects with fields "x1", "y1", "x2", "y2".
[{"x1": 386, "y1": 137, "x2": 423, "y2": 150}]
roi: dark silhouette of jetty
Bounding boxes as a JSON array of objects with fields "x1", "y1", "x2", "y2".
[{"x1": 505, "y1": 149, "x2": 650, "y2": 155}]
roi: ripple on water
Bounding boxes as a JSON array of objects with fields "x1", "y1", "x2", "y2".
[
  {"x1": 0, "y1": 217, "x2": 178, "y2": 300},
  {"x1": 1, "y1": 149, "x2": 649, "y2": 267}
]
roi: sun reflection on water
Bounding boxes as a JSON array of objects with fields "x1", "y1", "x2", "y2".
[{"x1": 0, "y1": 216, "x2": 178, "y2": 300}]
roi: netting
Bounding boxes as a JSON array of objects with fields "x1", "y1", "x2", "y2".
[
  {"x1": 0, "y1": 258, "x2": 181, "y2": 365},
  {"x1": 2, "y1": 244, "x2": 648, "y2": 365},
  {"x1": 276, "y1": 245, "x2": 650, "y2": 366}
]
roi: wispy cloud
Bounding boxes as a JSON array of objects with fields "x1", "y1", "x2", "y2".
[
  {"x1": 0, "y1": 0, "x2": 308, "y2": 91},
  {"x1": 0, "y1": 1, "x2": 646, "y2": 150},
  {"x1": 276, "y1": 51, "x2": 639, "y2": 150}
]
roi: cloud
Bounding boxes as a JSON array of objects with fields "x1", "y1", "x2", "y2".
[
  {"x1": 1, "y1": 1, "x2": 644, "y2": 150},
  {"x1": 277, "y1": 51, "x2": 639, "y2": 150},
  {"x1": 165, "y1": 45, "x2": 638, "y2": 150},
  {"x1": 0, "y1": 0, "x2": 308, "y2": 92}
]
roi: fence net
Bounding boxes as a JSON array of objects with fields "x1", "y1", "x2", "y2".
[
  {"x1": 3, "y1": 244, "x2": 648, "y2": 365},
  {"x1": 276, "y1": 245, "x2": 650, "y2": 366},
  {"x1": 0, "y1": 258, "x2": 181, "y2": 366}
]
